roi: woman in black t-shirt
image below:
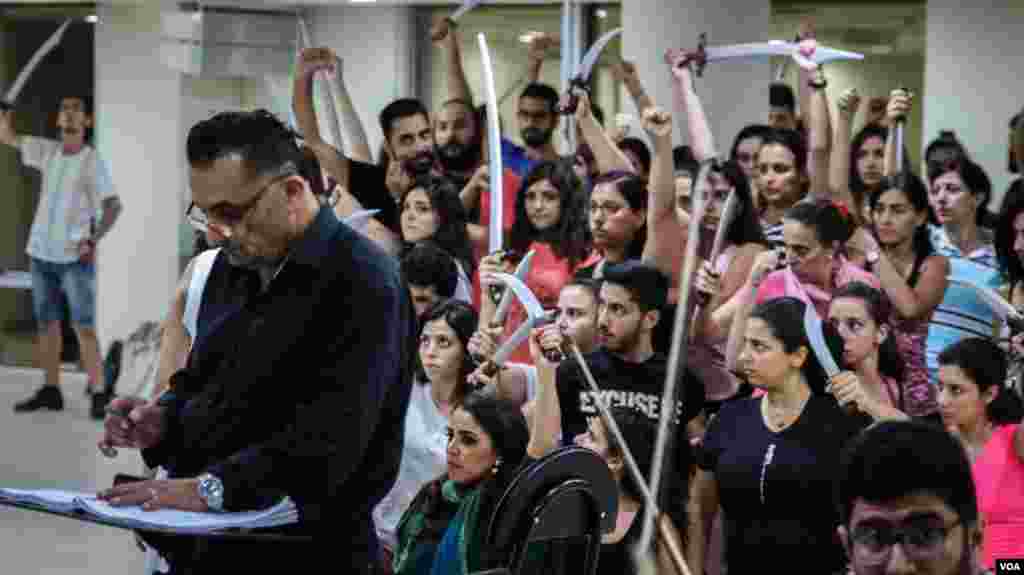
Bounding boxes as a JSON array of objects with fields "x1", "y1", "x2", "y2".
[{"x1": 688, "y1": 297, "x2": 865, "y2": 575}]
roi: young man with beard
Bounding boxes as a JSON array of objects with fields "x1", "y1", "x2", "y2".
[
  {"x1": 555, "y1": 261, "x2": 704, "y2": 442},
  {"x1": 293, "y1": 48, "x2": 437, "y2": 237},
  {"x1": 0, "y1": 95, "x2": 122, "y2": 419}
]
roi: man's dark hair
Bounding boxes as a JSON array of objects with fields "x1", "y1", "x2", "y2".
[
  {"x1": 186, "y1": 110, "x2": 319, "y2": 187},
  {"x1": 836, "y1": 420, "x2": 978, "y2": 528},
  {"x1": 400, "y1": 241, "x2": 459, "y2": 300},
  {"x1": 519, "y1": 83, "x2": 559, "y2": 115},
  {"x1": 673, "y1": 145, "x2": 698, "y2": 178},
  {"x1": 61, "y1": 94, "x2": 93, "y2": 116},
  {"x1": 601, "y1": 260, "x2": 669, "y2": 313},
  {"x1": 379, "y1": 98, "x2": 430, "y2": 143},
  {"x1": 618, "y1": 137, "x2": 651, "y2": 175},
  {"x1": 769, "y1": 83, "x2": 796, "y2": 113}
]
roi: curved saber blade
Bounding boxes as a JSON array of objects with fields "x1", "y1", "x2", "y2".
[
  {"x1": 449, "y1": 0, "x2": 483, "y2": 23},
  {"x1": 341, "y1": 209, "x2": 379, "y2": 234},
  {"x1": 703, "y1": 41, "x2": 863, "y2": 65},
  {"x1": 493, "y1": 249, "x2": 536, "y2": 325},
  {"x1": 708, "y1": 190, "x2": 737, "y2": 263},
  {"x1": 639, "y1": 160, "x2": 708, "y2": 554},
  {"x1": 477, "y1": 33, "x2": 504, "y2": 254},
  {"x1": 492, "y1": 316, "x2": 540, "y2": 366},
  {"x1": 493, "y1": 272, "x2": 545, "y2": 320},
  {"x1": 575, "y1": 27, "x2": 622, "y2": 81},
  {"x1": 3, "y1": 19, "x2": 72, "y2": 107},
  {"x1": 298, "y1": 17, "x2": 345, "y2": 153},
  {"x1": 802, "y1": 303, "x2": 841, "y2": 379}
]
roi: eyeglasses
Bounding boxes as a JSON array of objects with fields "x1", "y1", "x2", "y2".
[
  {"x1": 850, "y1": 518, "x2": 960, "y2": 565},
  {"x1": 186, "y1": 172, "x2": 294, "y2": 235}
]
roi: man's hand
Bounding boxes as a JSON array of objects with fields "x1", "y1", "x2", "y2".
[
  {"x1": 385, "y1": 159, "x2": 413, "y2": 202},
  {"x1": 98, "y1": 397, "x2": 166, "y2": 457},
  {"x1": 98, "y1": 478, "x2": 208, "y2": 512},
  {"x1": 641, "y1": 107, "x2": 672, "y2": 140},
  {"x1": 77, "y1": 239, "x2": 96, "y2": 264},
  {"x1": 528, "y1": 33, "x2": 556, "y2": 62},
  {"x1": 664, "y1": 48, "x2": 696, "y2": 90},
  {"x1": 610, "y1": 60, "x2": 639, "y2": 85},
  {"x1": 887, "y1": 88, "x2": 913, "y2": 124},
  {"x1": 297, "y1": 47, "x2": 338, "y2": 79},
  {"x1": 837, "y1": 88, "x2": 862, "y2": 122},
  {"x1": 430, "y1": 17, "x2": 454, "y2": 45},
  {"x1": 529, "y1": 323, "x2": 566, "y2": 368}
]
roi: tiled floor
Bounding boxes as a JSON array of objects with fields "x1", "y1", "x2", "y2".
[{"x1": 0, "y1": 366, "x2": 148, "y2": 575}]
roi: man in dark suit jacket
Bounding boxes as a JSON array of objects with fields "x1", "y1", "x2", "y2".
[{"x1": 99, "y1": 110, "x2": 416, "y2": 574}]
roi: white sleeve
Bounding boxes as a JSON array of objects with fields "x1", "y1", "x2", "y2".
[
  {"x1": 91, "y1": 153, "x2": 116, "y2": 201},
  {"x1": 18, "y1": 136, "x2": 57, "y2": 170},
  {"x1": 182, "y1": 249, "x2": 221, "y2": 341}
]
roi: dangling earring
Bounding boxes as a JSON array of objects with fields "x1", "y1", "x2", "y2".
[{"x1": 491, "y1": 457, "x2": 503, "y2": 476}]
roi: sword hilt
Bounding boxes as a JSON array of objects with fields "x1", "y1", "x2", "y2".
[
  {"x1": 558, "y1": 78, "x2": 590, "y2": 116},
  {"x1": 693, "y1": 33, "x2": 708, "y2": 78},
  {"x1": 892, "y1": 85, "x2": 910, "y2": 124}
]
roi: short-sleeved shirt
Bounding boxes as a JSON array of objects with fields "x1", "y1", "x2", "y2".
[
  {"x1": 555, "y1": 349, "x2": 705, "y2": 443},
  {"x1": 348, "y1": 159, "x2": 399, "y2": 234},
  {"x1": 698, "y1": 395, "x2": 864, "y2": 575},
  {"x1": 926, "y1": 225, "x2": 1004, "y2": 382},
  {"x1": 20, "y1": 136, "x2": 115, "y2": 263}
]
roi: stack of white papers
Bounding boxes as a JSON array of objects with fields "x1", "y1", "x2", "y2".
[{"x1": 0, "y1": 487, "x2": 298, "y2": 534}]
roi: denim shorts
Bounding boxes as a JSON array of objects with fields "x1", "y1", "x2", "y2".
[{"x1": 30, "y1": 257, "x2": 96, "y2": 328}]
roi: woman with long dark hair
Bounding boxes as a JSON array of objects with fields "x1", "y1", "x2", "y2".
[
  {"x1": 865, "y1": 171, "x2": 949, "y2": 417},
  {"x1": 827, "y1": 282, "x2": 909, "y2": 418},
  {"x1": 995, "y1": 187, "x2": 1024, "y2": 306},
  {"x1": 688, "y1": 297, "x2": 868, "y2": 575},
  {"x1": 374, "y1": 299, "x2": 479, "y2": 569},
  {"x1": 477, "y1": 159, "x2": 595, "y2": 364},
  {"x1": 936, "y1": 337, "x2": 1024, "y2": 571},
  {"x1": 400, "y1": 176, "x2": 475, "y2": 303}
]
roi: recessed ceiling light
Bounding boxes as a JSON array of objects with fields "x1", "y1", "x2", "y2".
[
  {"x1": 85, "y1": 14, "x2": 98, "y2": 23},
  {"x1": 596, "y1": 9, "x2": 607, "y2": 19}
]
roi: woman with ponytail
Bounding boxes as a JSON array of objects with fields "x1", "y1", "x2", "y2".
[{"x1": 864, "y1": 172, "x2": 949, "y2": 417}]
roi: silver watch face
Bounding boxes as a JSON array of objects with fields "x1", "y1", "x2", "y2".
[{"x1": 199, "y1": 475, "x2": 224, "y2": 509}]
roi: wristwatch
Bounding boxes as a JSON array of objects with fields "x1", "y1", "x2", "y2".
[{"x1": 197, "y1": 473, "x2": 225, "y2": 512}]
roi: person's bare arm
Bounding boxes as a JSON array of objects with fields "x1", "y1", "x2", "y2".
[
  {"x1": 526, "y1": 326, "x2": 563, "y2": 459},
  {"x1": 612, "y1": 60, "x2": 654, "y2": 117},
  {"x1": 883, "y1": 89, "x2": 912, "y2": 176},
  {"x1": 526, "y1": 33, "x2": 555, "y2": 85},
  {"x1": 805, "y1": 64, "x2": 832, "y2": 200},
  {"x1": 829, "y1": 88, "x2": 861, "y2": 215},
  {"x1": 639, "y1": 106, "x2": 681, "y2": 279},
  {"x1": 0, "y1": 110, "x2": 19, "y2": 148},
  {"x1": 874, "y1": 252, "x2": 949, "y2": 321},
  {"x1": 724, "y1": 250, "x2": 780, "y2": 370},
  {"x1": 686, "y1": 469, "x2": 719, "y2": 575},
  {"x1": 665, "y1": 49, "x2": 716, "y2": 162},
  {"x1": 294, "y1": 48, "x2": 351, "y2": 189},
  {"x1": 574, "y1": 88, "x2": 635, "y2": 175},
  {"x1": 431, "y1": 18, "x2": 473, "y2": 106},
  {"x1": 695, "y1": 243, "x2": 765, "y2": 342},
  {"x1": 655, "y1": 514, "x2": 687, "y2": 575},
  {"x1": 326, "y1": 57, "x2": 372, "y2": 163},
  {"x1": 153, "y1": 260, "x2": 195, "y2": 399}
]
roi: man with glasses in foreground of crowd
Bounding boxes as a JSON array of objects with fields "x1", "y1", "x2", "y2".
[
  {"x1": 98, "y1": 110, "x2": 416, "y2": 573},
  {"x1": 836, "y1": 420, "x2": 988, "y2": 575}
]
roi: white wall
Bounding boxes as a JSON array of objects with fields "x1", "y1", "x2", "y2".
[
  {"x1": 94, "y1": 1, "x2": 182, "y2": 348},
  {"x1": 306, "y1": 5, "x2": 416, "y2": 161},
  {"x1": 621, "y1": 0, "x2": 771, "y2": 153},
  {"x1": 925, "y1": 0, "x2": 1024, "y2": 207}
]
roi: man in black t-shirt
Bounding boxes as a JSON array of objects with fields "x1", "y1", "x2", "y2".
[{"x1": 556, "y1": 260, "x2": 704, "y2": 443}]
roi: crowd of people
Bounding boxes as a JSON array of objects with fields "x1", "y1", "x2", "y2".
[{"x1": 0, "y1": 11, "x2": 1012, "y2": 575}]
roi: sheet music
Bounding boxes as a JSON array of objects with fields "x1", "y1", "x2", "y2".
[{"x1": 0, "y1": 487, "x2": 297, "y2": 533}]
